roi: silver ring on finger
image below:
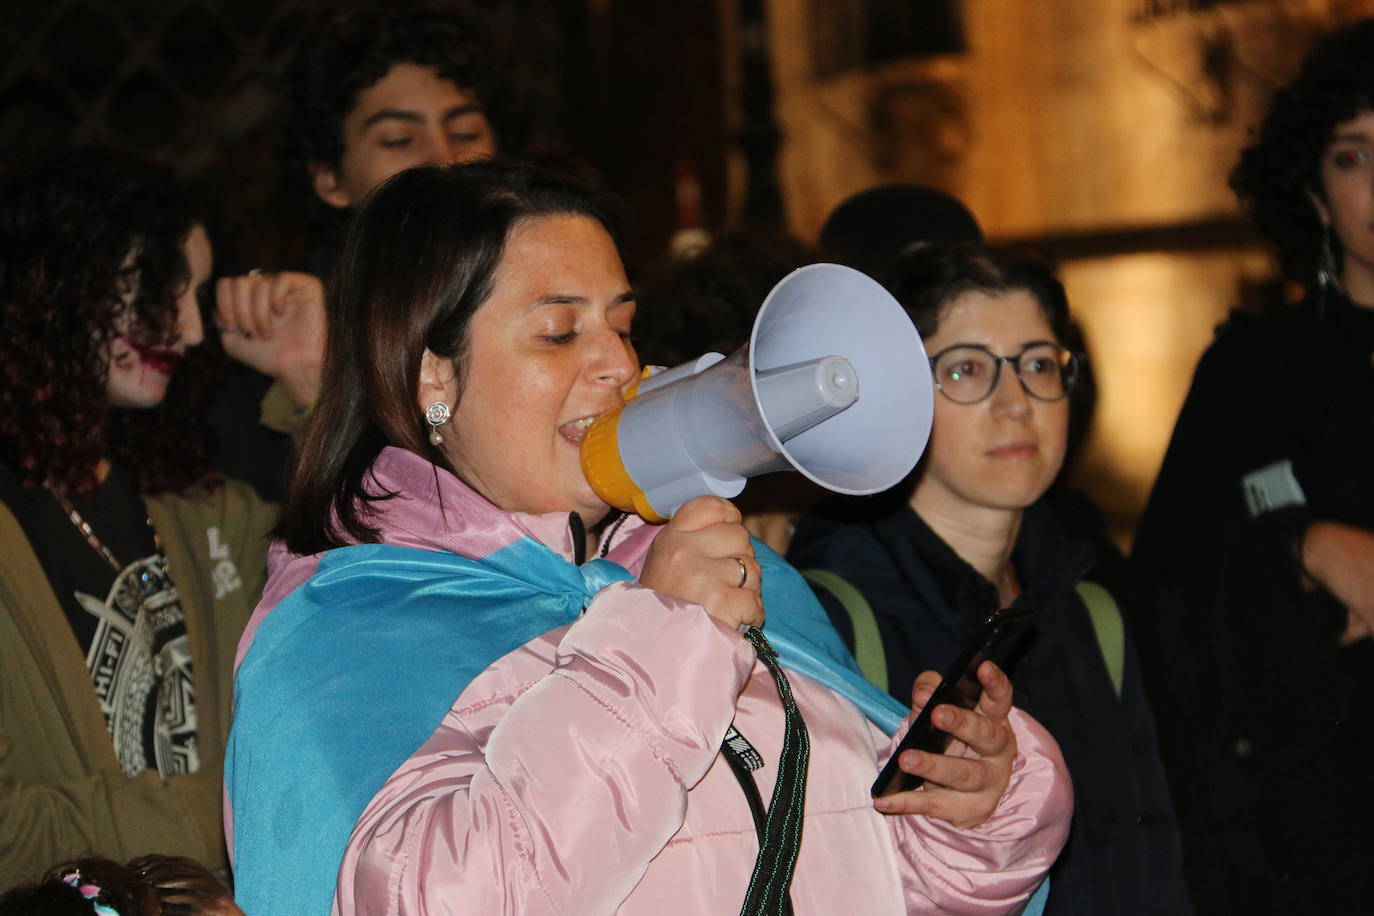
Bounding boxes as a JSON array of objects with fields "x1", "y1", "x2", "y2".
[
  {"x1": 733, "y1": 555, "x2": 748, "y2": 588},
  {"x1": 246, "y1": 268, "x2": 265, "y2": 278}
]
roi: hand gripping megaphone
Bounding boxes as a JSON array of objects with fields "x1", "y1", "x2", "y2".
[{"x1": 580, "y1": 263, "x2": 934, "y2": 522}]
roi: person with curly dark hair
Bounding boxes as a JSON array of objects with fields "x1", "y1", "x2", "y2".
[
  {"x1": 0, "y1": 147, "x2": 321, "y2": 889},
  {"x1": 0, "y1": 854, "x2": 242, "y2": 915},
  {"x1": 210, "y1": 1, "x2": 516, "y2": 502},
  {"x1": 1130, "y1": 17, "x2": 1374, "y2": 914},
  {"x1": 290, "y1": 0, "x2": 514, "y2": 217}
]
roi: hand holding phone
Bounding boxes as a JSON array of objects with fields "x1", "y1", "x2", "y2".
[{"x1": 872, "y1": 604, "x2": 1039, "y2": 799}]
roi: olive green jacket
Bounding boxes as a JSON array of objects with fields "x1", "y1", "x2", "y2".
[{"x1": 0, "y1": 479, "x2": 273, "y2": 889}]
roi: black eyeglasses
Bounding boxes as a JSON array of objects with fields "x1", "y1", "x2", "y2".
[{"x1": 928, "y1": 342, "x2": 1080, "y2": 404}]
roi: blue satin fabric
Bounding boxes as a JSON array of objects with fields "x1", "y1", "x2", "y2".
[
  {"x1": 227, "y1": 536, "x2": 906, "y2": 915},
  {"x1": 751, "y1": 544, "x2": 907, "y2": 734}
]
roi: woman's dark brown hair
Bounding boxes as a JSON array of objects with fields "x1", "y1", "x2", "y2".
[
  {"x1": 0, "y1": 147, "x2": 221, "y2": 496},
  {"x1": 280, "y1": 159, "x2": 621, "y2": 555},
  {"x1": 127, "y1": 855, "x2": 236, "y2": 915},
  {"x1": 884, "y1": 242, "x2": 1072, "y2": 343}
]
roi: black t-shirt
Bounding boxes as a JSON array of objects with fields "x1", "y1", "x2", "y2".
[
  {"x1": 0, "y1": 461, "x2": 200, "y2": 777},
  {"x1": 209, "y1": 363, "x2": 293, "y2": 503}
]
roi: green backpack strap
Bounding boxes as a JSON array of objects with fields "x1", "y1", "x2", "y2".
[
  {"x1": 1076, "y1": 580, "x2": 1124, "y2": 698},
  {"x1": 801, "y1": 569, "x2": 888, "y2": 693}
]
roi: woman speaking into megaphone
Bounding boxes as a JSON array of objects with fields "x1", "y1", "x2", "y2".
[{"x1": 226, "y1": 161, "x2": 1070, "y2": 915}]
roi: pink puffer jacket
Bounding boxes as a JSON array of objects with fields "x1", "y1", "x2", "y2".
[
  {"x1": 232, "y1": 448, "x2": 1070, "y2": 914},
  {"x1": 315, "y1": 460, "x2": 1071, "y2": 914}
]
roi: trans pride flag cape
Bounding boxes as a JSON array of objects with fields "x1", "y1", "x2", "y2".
[{"x1": 227, "y1": 518, "x2": 908, "y2": 915}]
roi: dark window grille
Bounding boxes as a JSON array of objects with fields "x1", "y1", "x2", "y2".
[
  {"x1": 0, "y1": 0, "x2": 565, "y2": 269},
  {"x1": 810, "y1": 0, "x2": 966, "y2": 78}
]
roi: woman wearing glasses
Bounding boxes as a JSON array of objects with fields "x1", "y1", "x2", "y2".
[{"x1": 789, "y1": 243, "x2": 1188, "y2": 915}]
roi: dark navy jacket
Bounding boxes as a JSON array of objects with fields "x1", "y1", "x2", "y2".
[{"x1": 789, "y1": 498, "x2": 1189, "y2": 916}]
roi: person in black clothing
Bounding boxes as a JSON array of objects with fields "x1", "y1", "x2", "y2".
[
  {"x1": 1131, "y1": 18, "x2": 1374, "y2": 914},
  {"x1": 789, "y1": 243, "x2": 1189, "y2": 915}
]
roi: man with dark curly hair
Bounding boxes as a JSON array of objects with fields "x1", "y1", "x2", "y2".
[
  {"x1": 1132, "y1": 17, "x2": 1374, "y2": 914},
  {"x1": 289, "y1": 1, "x2": 513, "y2": 216},
  {"x1": 212, "y1": 2, "x2": 515, "y2": 501}
]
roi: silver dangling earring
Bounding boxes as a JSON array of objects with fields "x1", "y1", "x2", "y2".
[
  {"x1": 424, "y1": 401, "x2": 451, "y2": 446},
  {"x1": 1316, "y1": 223, "x2": 1340, "y2": 292}
]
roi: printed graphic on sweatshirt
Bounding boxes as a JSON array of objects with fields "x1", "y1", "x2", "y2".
[
  {"x1": 75, "y1": 552, "x2": 199, "y2": 778},
  {"x1": 207, "y1": 526, "x2": 242, "y2": 598}
]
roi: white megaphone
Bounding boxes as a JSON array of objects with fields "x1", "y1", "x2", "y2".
[{"x1": 580, "y1": 263, "x2": 934, "y2": 522}]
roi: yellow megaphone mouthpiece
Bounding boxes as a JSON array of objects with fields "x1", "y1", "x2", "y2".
[{"x1": 580, "y1": 381, "x2": 669, "y2": 524}]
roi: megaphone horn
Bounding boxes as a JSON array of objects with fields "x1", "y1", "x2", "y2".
[{"x1": 581, "y1": 263, "x2": 933, "y2": 522}]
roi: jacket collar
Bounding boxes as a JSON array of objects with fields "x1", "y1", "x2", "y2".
[
  {"x1": 362, "y1": 446, "x2": 658, "y2": 569},
  {"x1": 890, "y1": 499, "x2": 1093, "y2": 614}
]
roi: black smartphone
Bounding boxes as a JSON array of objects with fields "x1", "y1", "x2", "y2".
[{"x1": 871, "y1": 604, "x2": 1040, "y2": 798}]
